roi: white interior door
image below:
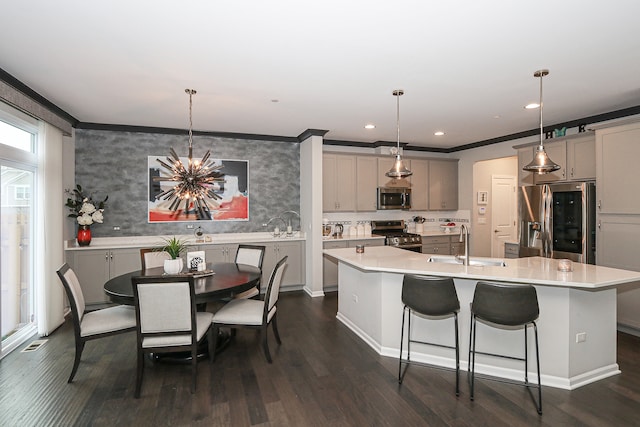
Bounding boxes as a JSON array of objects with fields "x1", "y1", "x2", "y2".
[{"x1": 491, "y1": 175, "x2": 517, "y2": 257}]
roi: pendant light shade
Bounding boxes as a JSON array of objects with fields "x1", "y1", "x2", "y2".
[
  {"x1": 385, "y1": 89, "x2": 412, "y2": 178},
  {"x1": 523, "y1": 69, "x2": 561, "y2": 174}
]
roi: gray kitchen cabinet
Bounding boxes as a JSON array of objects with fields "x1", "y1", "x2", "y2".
[
  {"x1": 422, "y1": 235, "x2": 466, "y2": 256},
  {"x1": 69, "y1": 248, "x2": 141, "y2": 305},
  {"x1": 263, "y1": 240, "x2": 305, "y2": 288},
  {"x1": 596, "y1": 123, "x2": 640, "y2": 214},
  {"x1": 202, "y1": 244, "x2": 238, "y2": 263},
  {"x1": 347, "y1": 238, "x2": 384, "y2": 248},
  {"x1": 409, "y1": 159, "x2": 428, "y2": 211},
  {"x1": 421, "y1": 236, "x2": 451, "y2": 255},
  {"x1": 323, "y1": 240, "x2": 348, "y2": 289},
  {"x1": 517, "y1": 146, "x2": 536, "y2": 186},
  {"x1": 525, "y1": 132, "x2": 596, "y2": 184},
  {"x1": 323, "y1": 153, "x2": 356, "y2": 212},
  {"x1": 428, "y1": 159, "x2": 458, "y2": 210},
  {"x1": 595, "y1": 120, "x2": 640, "y2": 331},
  {"x1": 378, "y1": 157, "x2": 411, "y2": 188},
  {"x1": 356, "y1": 156, "x2": 378, "y2": 211},
  {"x1": 533, "y1": 139, "x2": 567, "y2": 183}
]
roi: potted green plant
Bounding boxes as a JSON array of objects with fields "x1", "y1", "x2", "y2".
[{"x1": 161, "y1": 236, "x2": 187, "y2": 274}]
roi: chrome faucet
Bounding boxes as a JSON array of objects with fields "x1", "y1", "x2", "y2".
[
  {"x1": 279, "y1": 210, "x2": 300, "y2": 234},
  {"x1": 457, "y1": 224, "x2": 470, "y2": 266}
]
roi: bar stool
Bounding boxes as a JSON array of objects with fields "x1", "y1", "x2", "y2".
[
  {"x1": 398, "y1": 275, "x2": 460, "y2": 396},
  {"x1": 469, "y1": 281, "x2": 542, "y2": 414}
]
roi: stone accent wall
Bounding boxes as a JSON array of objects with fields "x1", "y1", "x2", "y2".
[{"x1": 74, "y1": 129, "x2": 300, "y2": 237}]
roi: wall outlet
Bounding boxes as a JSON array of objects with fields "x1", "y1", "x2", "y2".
[
  {"x1": 352, "y1": 294, "x2": 358, "y2": 303},
  {"x1": 112, "y1": 226, "x2": 120, "y2": 231},
  {"x1": 186, "y1": 224, "x2": 194, "y2": 229},
  {"x1": 576, "y1": 332, "x2": 587, "y2": 343}
]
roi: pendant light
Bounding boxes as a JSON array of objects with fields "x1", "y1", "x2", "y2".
[
  {"x1": 523, "y1": 69, "x2": 561, "y2": 174},
  {"x1": 385, "y1": 89, "x2": 412, "y2": 178},
  {"x1": 153, "y1": 89, "x2": 225, "y2": 219}
]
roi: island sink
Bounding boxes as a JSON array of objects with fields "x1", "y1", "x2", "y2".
[{"x1": 427, "y1": 255, "x2": 507, "y2": 267}]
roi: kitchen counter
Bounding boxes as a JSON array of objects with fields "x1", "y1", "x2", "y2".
[
  {"x1": 323, "y1": 246, "x2": 640, "y2": 390},
  {"x1": 65, "y1": 231, "x2": 306, "y2": 251}
]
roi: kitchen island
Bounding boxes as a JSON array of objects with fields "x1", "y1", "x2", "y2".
[{"x1": 323, "y1": 246, "x2": 640, "y2": 390}]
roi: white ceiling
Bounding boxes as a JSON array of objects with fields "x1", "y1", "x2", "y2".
[{"x1": 1, "y1": 1, "x2": 639, "y2": 149}]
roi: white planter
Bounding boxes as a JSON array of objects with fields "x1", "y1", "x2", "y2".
[{"x1": 163, "y1": 258, "x2": 183, "y2": 275}]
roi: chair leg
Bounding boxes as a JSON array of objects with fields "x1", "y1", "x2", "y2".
[
  {"x1": 398, "y1": 306, "x2": 407, "y2": 384},
  {"x1": 207, "y1": 327, "x2": 215, "y2": 365},
  {"x1": 135, "y1": 348, "x2": 145, "y2": 398},
  {"x1": 262, "y1": 324, "x2": 272, "y2": 363},
  {"x1": 470, "y1": 315, "x2": 477, "y2": 401},
  {"x1": 191, "y1": 343, "x2": 198, "y2": 394},
  {"x1": 68, "y1": 340, "x2": 85, "y2": 383},
  {"x1": 210, "y1": 324, "x2": 220, "y2": 362},
  {"x1": 454, "y1": 313, "x2": 460, "y2": 397},
  {"x1": 271, "y1": 315, "x2": 282, "y2": 345},
  {"x1": 533, "y1": 322, "x2": 542, "y2": 414}
]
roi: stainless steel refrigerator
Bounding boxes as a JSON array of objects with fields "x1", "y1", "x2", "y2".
[{"x1": 518, "y1": 181, "x2": 596, "y2": 264}]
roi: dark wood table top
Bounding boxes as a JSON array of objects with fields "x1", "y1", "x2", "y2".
[{"x1": 104, "y1": 262, "x2": 261, "y2": 305}]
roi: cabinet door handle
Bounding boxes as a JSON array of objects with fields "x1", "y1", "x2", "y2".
[
  {"x1": 105, "y1": 252, "x2": 109, "y2": 261},
  {"x1": 598, "y1": 220, "x2": 601, "y2": 230},
  {"x1": 570, "y1": 167, "x2": 574, "y2": 177},
  {"x1": 597, "y1": 200, "x2": 601, "y2": 210},
  {"x1": 562, "y1": 169, "x2": 565, "y2": 178}
]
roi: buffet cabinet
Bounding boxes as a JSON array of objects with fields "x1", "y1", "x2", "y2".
[{"x1": 68, "y1": 240, "x2": 306, "y2": 306}]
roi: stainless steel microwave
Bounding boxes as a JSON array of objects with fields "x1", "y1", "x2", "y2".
[{"x1": 377, "y1": 187, "x2": 411, "y2": 210}]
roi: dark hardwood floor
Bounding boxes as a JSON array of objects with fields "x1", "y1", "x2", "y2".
[{"x1": 2, "y1": 291, "x2": 640, "y2": 426}]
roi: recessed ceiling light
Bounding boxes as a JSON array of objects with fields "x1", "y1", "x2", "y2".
[
  {"x1": 493, "y1": 115, "x2": 501, "y2": 119},
  {"x1": 271, "y1": 99, "x2": 279, "y2": 103},
  {"x1": 434, "y1": 131, "x2": 445, "y2": 136},
  {"x1": 525, "y1": 103, "x2": 540, "y2": 109},
  {"x1": 364, "y1": 124, "x2": 376, "y2": 129}
]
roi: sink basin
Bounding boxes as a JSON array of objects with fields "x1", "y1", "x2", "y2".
[{"x1": 427, "y1": 256, "x2": 507, "y2": 267}]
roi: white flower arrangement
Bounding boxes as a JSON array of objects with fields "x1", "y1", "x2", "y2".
[{"x1": 65, "y1": 185, "x2": 108, "y2": 226}]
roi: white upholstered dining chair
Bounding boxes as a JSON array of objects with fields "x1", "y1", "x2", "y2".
[
  {"x1": 131, "y1": 275, "x2": 214, "y2": 398},
  {"x1": 211, "y1": 256, "x2": 287, "y2": 363},
  {"x1": 232, "y1": 244, "x2": 266, "y2": 299},
  {"x1": 56, "y1": 263, "x2": 137, "y2": 383},
  {"x1": 139, "y1": 247, "x2": 172, "y2": 270}
]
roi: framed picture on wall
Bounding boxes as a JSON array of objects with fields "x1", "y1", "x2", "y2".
[{"x1": 147, "y1": 156, "x2": 249, "y2": 222}]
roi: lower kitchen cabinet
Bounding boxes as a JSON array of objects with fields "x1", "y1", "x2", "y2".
[
  {"x1": 69, "y1": 248, "x2": 141, "y2": 305},
  {"x1": 323, "y1": 238, "x2": 384, "y2": 289},
  {"x1": 323, "y1": 240, "x2": 348, "y2": 289},
  {"x1": 422, "y1": 235, "x2": 466, "y2": 256},
  {"x1": 263, "y1": 241, "x2": 305, "y2": 289}
]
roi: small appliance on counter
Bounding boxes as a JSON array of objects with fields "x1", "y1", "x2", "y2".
[
  {"x1": 322, "y1": 218, "x2": 332, "y2": 237},
  {"x1": 334, "y1": 223, "x2": 344, "y2": 238}
]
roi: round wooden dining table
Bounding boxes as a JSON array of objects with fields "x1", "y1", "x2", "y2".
[
  {"x1": 103, "y1": 262, "x2": 261, "y2": 306},
  {"x1": 104, "y1": 262, "x2": 261, "y2": 361}
]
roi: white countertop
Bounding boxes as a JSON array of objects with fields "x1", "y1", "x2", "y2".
[
  {"x1": 65, "y1": 231, "x2": 306, "y2": 251},
  {"x1": 323, "y1": 246, "x2": 640, "y2": 290}
]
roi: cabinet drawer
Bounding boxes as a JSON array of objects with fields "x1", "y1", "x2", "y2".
[
  {"x1": 422, "y1": 236, "x2": 450, "y2": 245},
  {"x1": 348, "y1": 239, "x2": 384, "y2": 248},
  {"x1": 323, "y1": 240, "x2": 348, "y2": 249},
  {"x1": 422, "y1": 244, "x2": 450, "y2": 255}
]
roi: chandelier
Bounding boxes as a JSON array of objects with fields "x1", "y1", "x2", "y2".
[
  {"x1": 154, "y1": 89, "x2": 225, "y2": 219},
  {"x1": 522, "y1": 69, "x2": 561, "y2": 174},
  {"x1": 385, "y1": 89, "x2": 412, "y2": 178}
]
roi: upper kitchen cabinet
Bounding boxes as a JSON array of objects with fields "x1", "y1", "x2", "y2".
[
  {"x1": 518, "y1": 133, "x2": 595, "y2": 184},
  {"x1": 356, "y1": 156, "x2": 378, "y2": 211},
  {"x1": 323, "y1": 153, "x2": 356, "y2": 212},
  {"x1": 517, "y1": 147, "x2": 536, "y2": 186},
  {"x1": 596, "y1": 122, "x2": 640, "y2": 214},
  {"x1": 428, "y1": 159, "x2": 458, "y2": 210},
  {"x1": 409, "y1": 159, "x2": 428, "y2": 211},
  {"x1": 377, "y1": 157, "x2": 411, "y2": 188}
]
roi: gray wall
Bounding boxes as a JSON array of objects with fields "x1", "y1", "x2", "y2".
[{"x1": 74, "y1": 129, "x2": 300, "y2": 237}]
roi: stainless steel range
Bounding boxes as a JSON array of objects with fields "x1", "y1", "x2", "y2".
[{"x1": 371, "y1": 220, "x2": 422, "y2": 252}]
